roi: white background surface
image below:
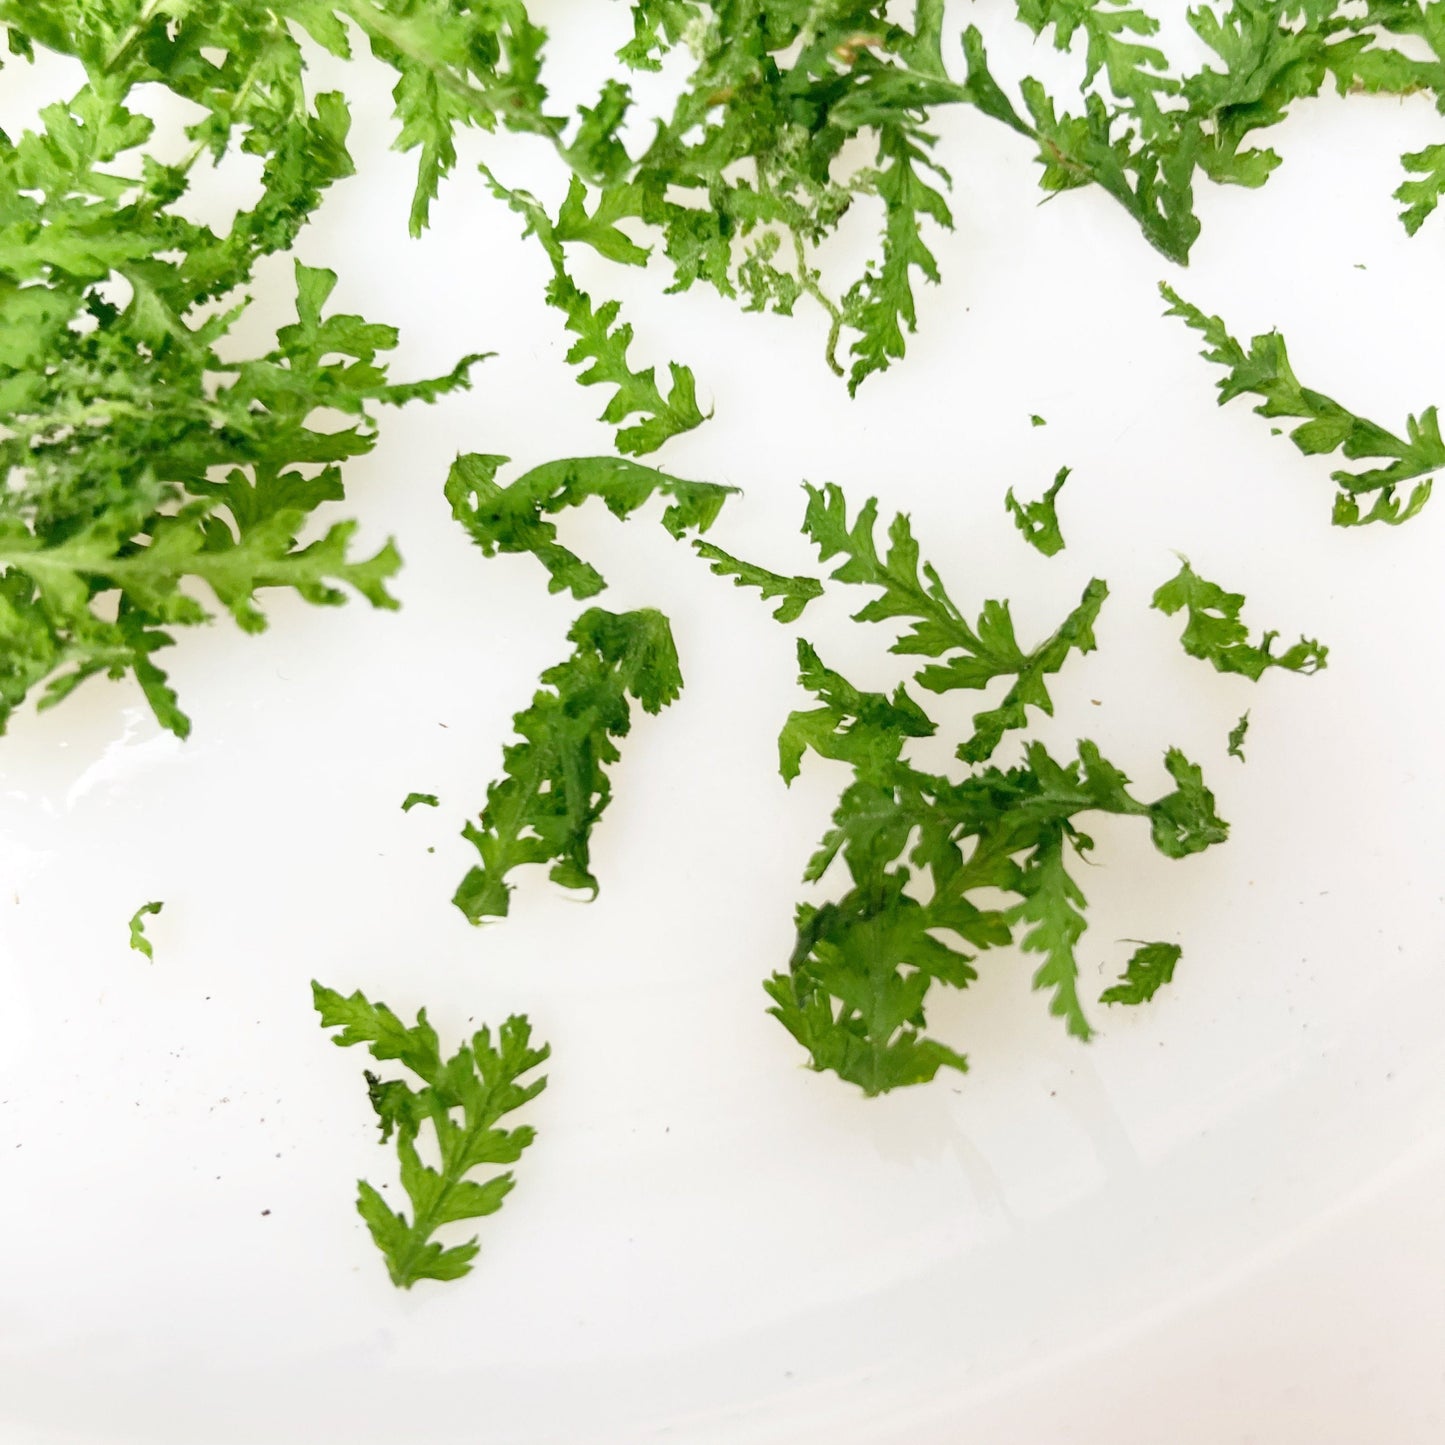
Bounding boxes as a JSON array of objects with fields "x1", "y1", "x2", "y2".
[{"x1": 2, "y1": 8, "x2": 1444, "y2": 1442}]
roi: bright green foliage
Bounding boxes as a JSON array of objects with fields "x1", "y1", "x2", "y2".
[
  {"x1": 0, "y1": 17, "x2": 481, "y2": 736},
  {"x1": 1017, "y1": 1, "x2": 1180, "y2": 140},
  {"x1": 947, "y1": 580, "x2": 1107, "y2": 764},
  {"x1": 0, "y1": 0, "x2": 561, "y2": 240},
  {"x1": 1006, "y1": 466, "x2": 1070, "y2": 556},
  {"x1": 11, "y1": 0, "x2": 1443, "y2": 413},
  {"x1": 1153, "y1": 558, "x2": 1327, "y2": 679},
  {"x1": 766, "y1": 483, "x2": 1230, "y2": 1093},
  {"x1": 402, "y1": 792, "x2": 439, "y2": 811},
  {"x1": 1181, "y1": 0, "x2": 1412, "y2": 190},
  {"x1": 959, "y1": 25, "x2": 1200, "y2": 263},
  {"x1": 960, "y1": 3, "x2": 1445, "y2": 268},
  {"x1": 622, "y1": 0, "x2": 972, "y2": 388},
  {"x1": 1348, "y1": 2, "x2": 1445, "y2": 228},
  {"x1": 618, "y1": 0, "x2": 704, "y2": 70},
  {"x1": 777, "y1": 638, "x2": 936, "y2": 786},
  {"x1": 1228, "y1": 709, "x2": 1250, "y2": 760},
  {"x1": 279, "y1": 0, "x2": 1445, "y2": 314},
  {"x1": 1163, "y1": 284, "x2": 1442, "y2": 526},
  {"x1": 11, "y1": 1, "x2": 1443, "y2": 415},
  {"x1": 1100, "y1": 940, "x2": 1181, "y2": 1005},
  {"x1": 490, "y1": 0, "x2": 980, "y2": 388},
  {"x1": 1011, "y1": 826, "x2": 1093, "y2": 1039},
  {"x1": 1398, "y1": 142, "x2": 1445, "y2": 232},
  {"x1": 769, "y1": 636, "x2": 1228, "y2": 1093},
  {"x1": 693, "y1": 541, "x2": 824, "y2": 622},
  {"x1": 21, "y1": 0, "x2": 740, "y2": 244},
  {"x1": 839, "y1": 119, "x2": 956, "y2": 393},
  {"x1": 330, "y1": 0, "x2": 555, "y2": 235},
  {"x1": 312, "y1": 983, "x2": 547, "y2": 1289},
  {"x1": 800, "y1": 483, "x2": 1106, "y2": 761},
  {"x1": 1153, "y1": 558, "x2": 1327, "y2": 678},
  {"x1": 454, "y1": 608, "x2": 683, "y2": 922},
  {"x1": 445, "y1": 453, "x2": 734, "y2": 599},
  {"x1": 0, "y1": 254, "x2": 477, "y2": 736},
  {"x1": 483, "y1": 173, "x2": 707, "y2": 455},
  {"x1": 127, "y1": 901, "x2": 163, "y2": 960}
]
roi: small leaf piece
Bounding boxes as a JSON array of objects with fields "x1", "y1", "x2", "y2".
[
  {"x1": 128, "y1": 901, "x2": 164, "y2": 961},
  {"x1": 1010, "y1": 828, "x2": 1093, "y2": 1041},
  {"x1": 1100, "y1": 941, "x2": 1181, "y2": 1006},
  {"x1": 1153, "y1": 558, "x2": 1326, "y2": 679},
  {"x1": 484, "y1": 172, "x2": 707, "y2": 455},
  {"x1": 454, "y1": 607, "x2": 683, "y2": 922},
  {"x1": 693, "y1": 541, "x2": 823, "y2": 622},
  {"x1": 1397, "y1": 143, "x2": 1445, "y2": 236},
  {"x1": 313, "y1": 983, "x2": 547, "y2": 1289},
  {"x1": 1006, "y1": 467, "x2": 1070, "y2": 556},
  {"x1": 1163, "y1": 283, "x2": 1441, "y2": 525},
  {"x1": 402, "y1": 793, "x2": 439, "y2": 812},
  {"x1": 1228, "y1": 711, "x2": 1250, "y2": 762},
  {"x1": 446, "y1": 453, "x2": 734, "y2": 599}
]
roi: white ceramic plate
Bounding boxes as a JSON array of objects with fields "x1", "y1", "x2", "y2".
[{"x1": 2, "y1": 21, "x2": 1443, "y2": 1444}]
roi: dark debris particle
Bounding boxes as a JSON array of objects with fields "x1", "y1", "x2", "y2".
[{"x1": 261, "y1": 1209, "x2": 271, "y2": 1217}]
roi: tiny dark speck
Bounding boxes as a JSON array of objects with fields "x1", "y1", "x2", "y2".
[{"x1": 261, "y1": 1209, "x2": 271, "y2": 1217}]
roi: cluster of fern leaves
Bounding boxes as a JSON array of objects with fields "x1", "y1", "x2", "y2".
[{"x1": 0, "y1": 2, "x2": 1399, "y2": 1293}]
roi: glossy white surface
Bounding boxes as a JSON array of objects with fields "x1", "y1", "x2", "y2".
[{"x1": 2, "y1": 17, "x2": 1444, "y2": 1444}]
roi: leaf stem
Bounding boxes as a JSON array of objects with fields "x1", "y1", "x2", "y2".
[
  {"x1": 791, "y1": 228, "x2": 845, "y2": 377},
  {"x1": 102, "y1": 0, "x2": 162, "y2": 74}
]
